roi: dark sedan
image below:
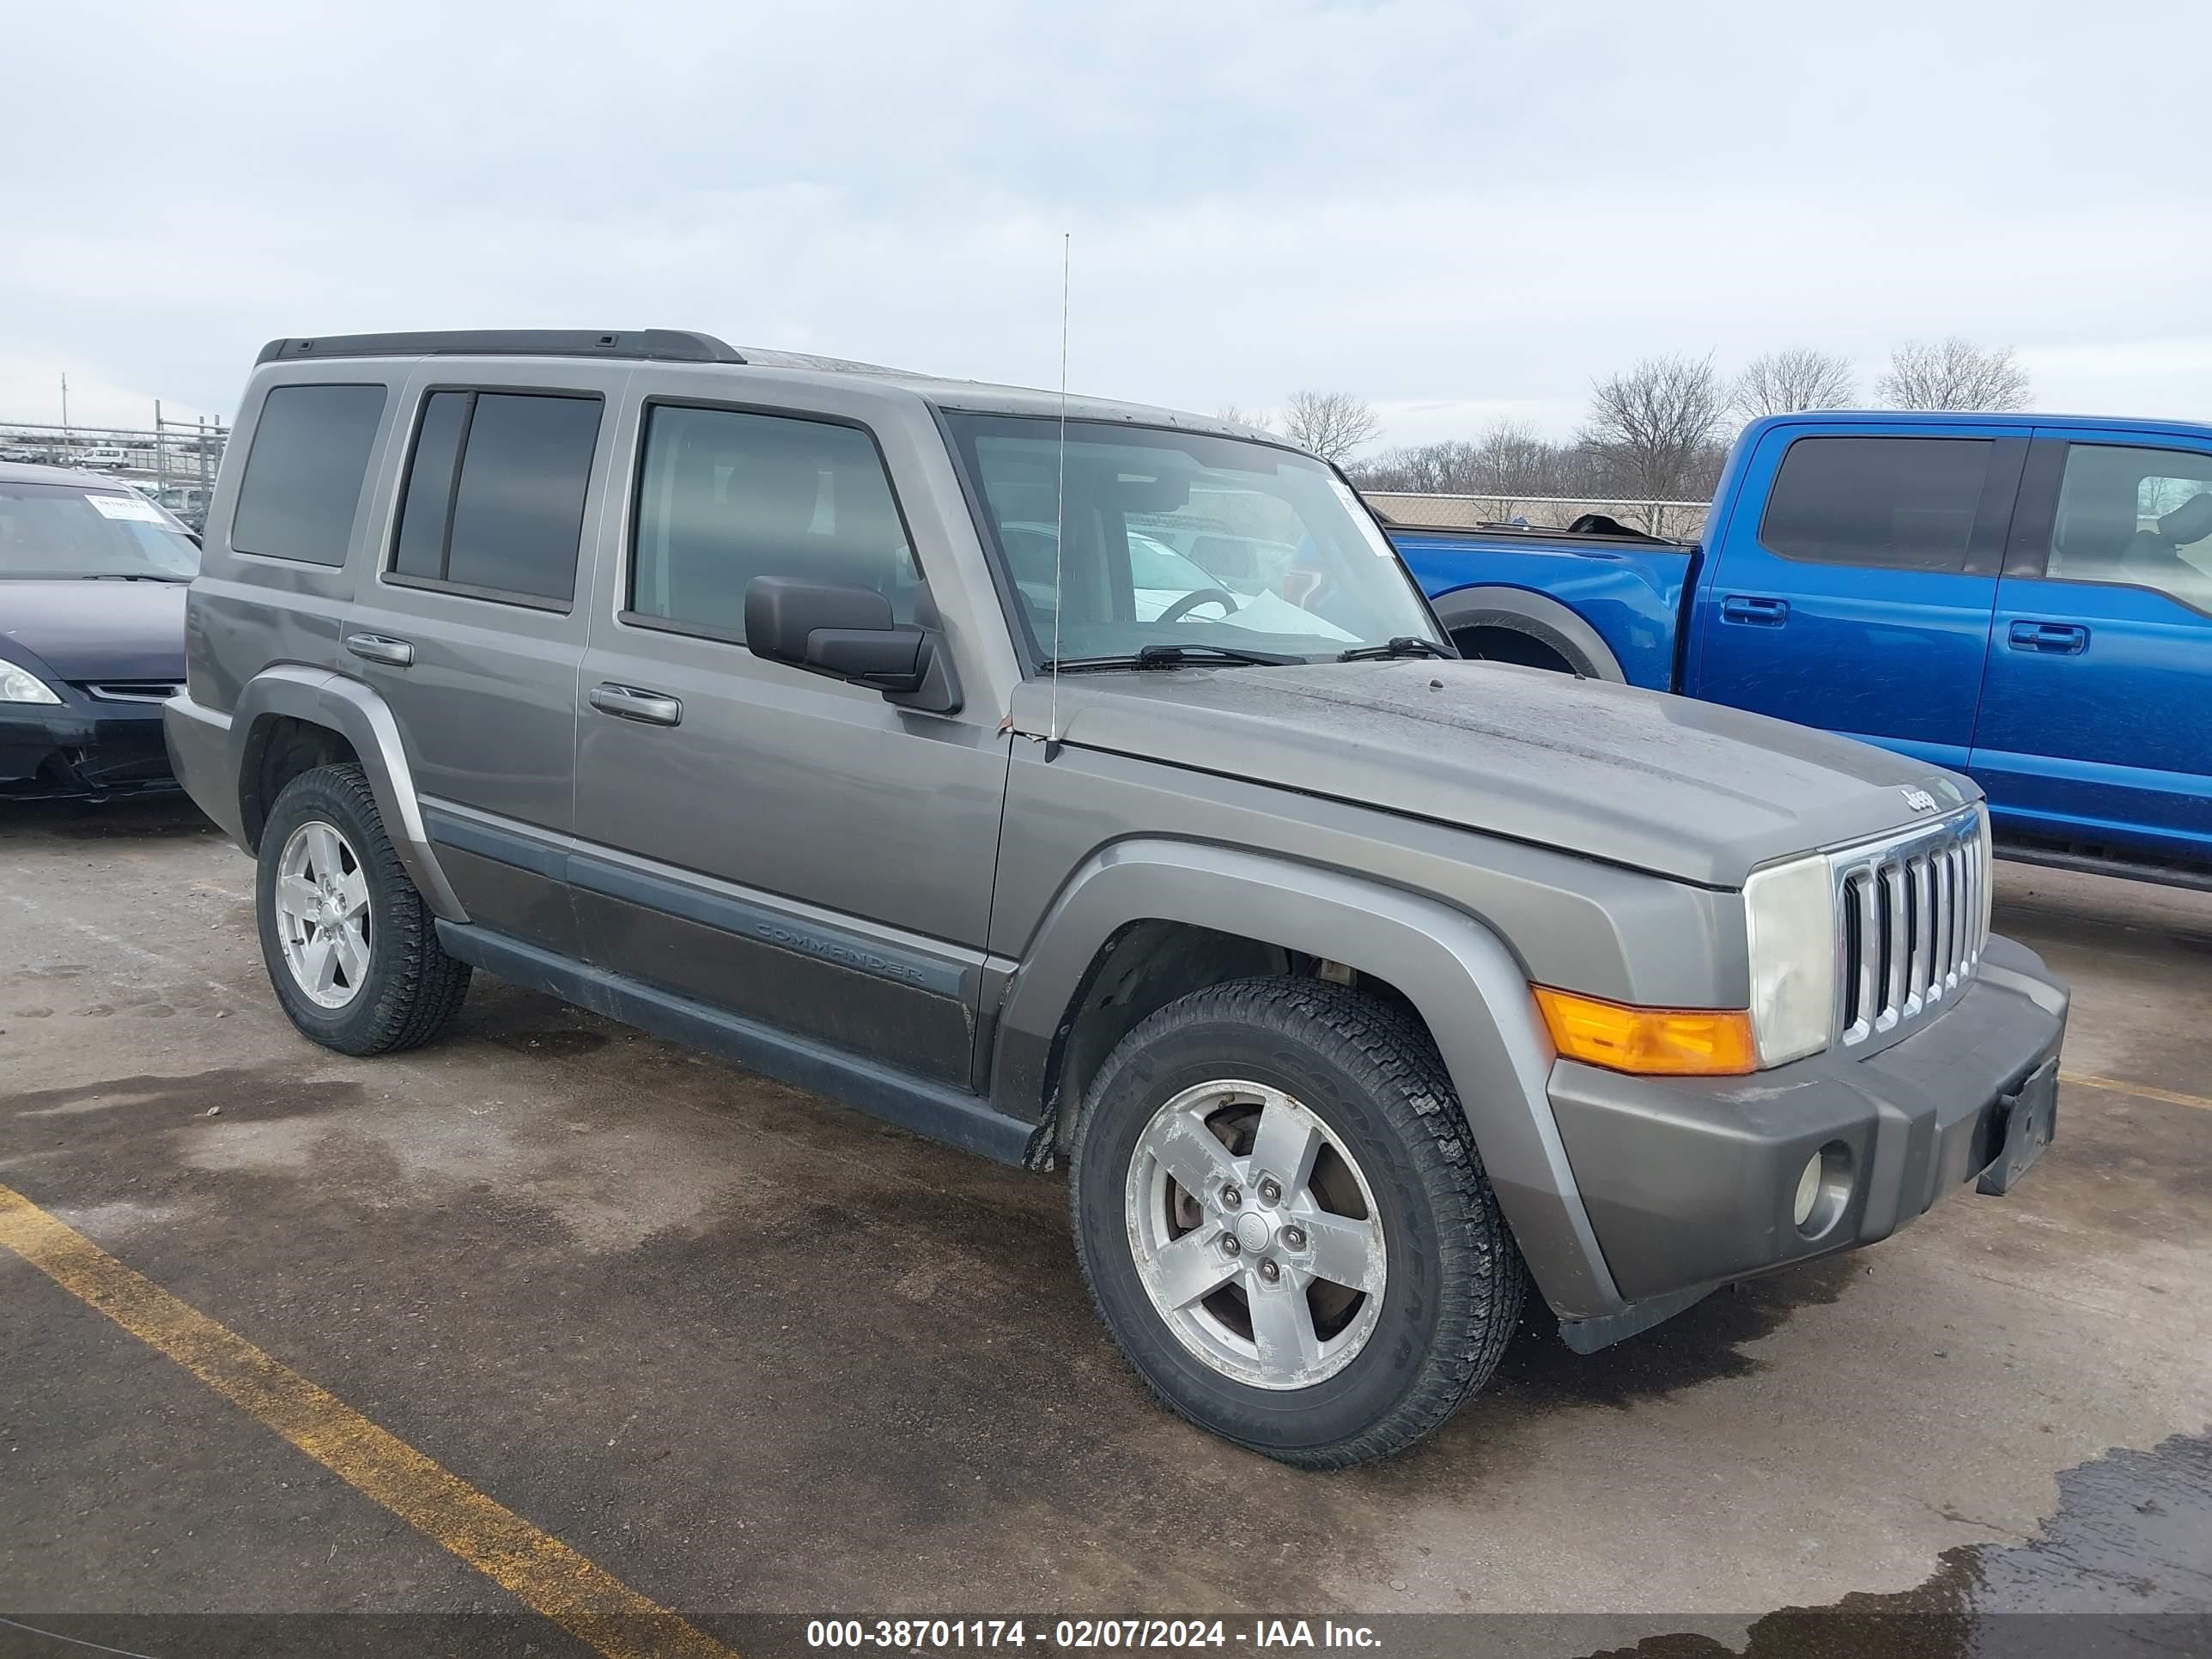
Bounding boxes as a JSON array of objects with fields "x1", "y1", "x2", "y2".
[{"x1": 1, "y1": 461, "x2": 198, "y2": 799}]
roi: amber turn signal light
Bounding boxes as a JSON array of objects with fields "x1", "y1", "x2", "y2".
[{"x1": 1533, "y1": 986, "x2": 1758, "y2": 1077}]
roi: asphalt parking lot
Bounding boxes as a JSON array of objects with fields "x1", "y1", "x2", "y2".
[{"x1": 2, "y1": 796, "x2": 2207, "y2": 1656}]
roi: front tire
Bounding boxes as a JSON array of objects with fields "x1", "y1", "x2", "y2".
[
  {"x1": 255, "y1": 763, "x2": 471, "y2": 1055},
  {"x1": 1068, "y1": 977, "x2": 1523, "y2": 1468}
]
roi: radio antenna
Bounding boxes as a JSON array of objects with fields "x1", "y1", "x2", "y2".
[{"x1": 1047, "y1": 231, "x2": 1069, "y2": 763}]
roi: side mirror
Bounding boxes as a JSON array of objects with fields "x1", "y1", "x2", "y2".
[{"x1": 743, "y1": 576, "x2": 960, "y2": 714}]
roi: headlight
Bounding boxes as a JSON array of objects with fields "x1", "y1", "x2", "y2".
[
  {"x1": 1742, "y1": 853, "x2": 1836, "y2": 1067},
  {"x1": 0, "y1": 661, "x2": 62, "y2": 705}
]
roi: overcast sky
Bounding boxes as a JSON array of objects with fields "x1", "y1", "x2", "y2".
[{"x1": 5, "y1": 0, "x2": 2208, "y2": 448}]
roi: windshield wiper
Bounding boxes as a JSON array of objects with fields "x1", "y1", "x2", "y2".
[
  {"x1": 82, "y1": 572, "x2": 191, "y2": 582},
  {"x1": 1338, "y1": 636, "x2": 1451, "y2": 661},
  {"x1": 1042, "y1": 642, "x2": 1305, "y2": 672}
]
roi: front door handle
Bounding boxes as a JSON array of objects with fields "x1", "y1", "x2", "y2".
[
  {"x1": 588, "y1": 683, "x2": 683, "y2": 726},
  {"x1": 1720, "y1": 594, "x2": 1790, "y2": 626},
  {"x1": 344, "y1": 633, "x2": 415, "y2": 667},
  {"x1": 2008, "y1": 620, "x2": 2089, "y2": 655}
]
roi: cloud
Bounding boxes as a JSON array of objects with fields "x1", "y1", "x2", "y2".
[
  {"x1": 0, "y1": 358, "x2": 216, "y2": 433},
  {"x1": 3, "y1": 0, "x2": 2208, "y2": 447},
  {"x1": 2015, "y1": 339, "x2": 2212, "y2": 422}
]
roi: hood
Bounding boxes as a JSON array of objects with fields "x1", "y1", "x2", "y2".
[
  {"x1": 0, "y1": 580, "x2": 189, "y2": 682},
  {"x1": 1010, "y1": 659, "x2": 1976, "y2": 889}
]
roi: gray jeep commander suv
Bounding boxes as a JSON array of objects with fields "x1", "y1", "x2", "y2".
[{"x1": 167, "y1": 330, "x2": 2069, "y2": 1467}]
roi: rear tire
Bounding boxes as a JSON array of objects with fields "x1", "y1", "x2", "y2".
[
  {"x1": 255, "y1": 763, "x2": 470, "y2": 1055},
  {"x1": 1068, "y1": 976, "x2": 1522, "y2": 1468}
]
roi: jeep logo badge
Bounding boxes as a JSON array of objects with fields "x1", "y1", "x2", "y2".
[{"x1": 1901, "y1": 787, "x2": 1938, "y2": 813}]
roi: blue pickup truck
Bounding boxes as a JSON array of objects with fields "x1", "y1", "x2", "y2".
[{"x1": 1388, "y1": 410, "x2": 2212, "y2": 887}]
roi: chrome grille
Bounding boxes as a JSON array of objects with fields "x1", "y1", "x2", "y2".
[
  {"x1": 1832, "y1": 808, "x2": 1988, "y2": 1048},
  {"x1": 81, "y1": 680, "x2": 183, "y2": 703}
]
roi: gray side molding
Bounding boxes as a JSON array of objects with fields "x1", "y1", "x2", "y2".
[
  {"x1": 994, "y1": 838, "x2": 1626, "y2": 1319},
  {"x1": 1429, "y1": 586, "x2": 1626, "y2": 682},
  {"x1": 228, "y1": 666, "x2": 468, "y2": 922}
]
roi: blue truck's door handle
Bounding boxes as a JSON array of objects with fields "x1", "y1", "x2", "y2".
[
  {"x1": 1721, "y1": 594, "x2": 1790, "y2": 626},
  {"x1": 2008, "y1": 620, "x2": 2089, "y2": 655}
]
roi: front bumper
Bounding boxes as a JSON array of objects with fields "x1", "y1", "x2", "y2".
[
  {"x1": 1548, "y1": 934, "x2": 2068, "y2": 1334},
  {"x1": 0, "y1": 697, "x2": 177, "y2": 798}
]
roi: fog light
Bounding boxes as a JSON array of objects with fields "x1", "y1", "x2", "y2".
[
  {"x1": 1792, "y1": 1153, "x2": 1823, "y2": 1229},
  {"x1": 1791, "y1": 1140, "x2": 1853, "y2": 1237}
]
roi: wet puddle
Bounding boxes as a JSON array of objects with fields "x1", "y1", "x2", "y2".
[{"x1": 1584, "y1": 1430, "x2": 2212, "y2": 1656}]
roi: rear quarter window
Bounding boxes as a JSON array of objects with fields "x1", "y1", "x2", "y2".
[
  {"x1": 1759, "y1": 436, "x2": 1994, "y2": 573},
  {"x1": 229, "y1": 384, "x2": 388, "y2": 564}
]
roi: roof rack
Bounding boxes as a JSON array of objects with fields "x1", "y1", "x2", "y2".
[{"x1": 256, "y1": 330, "x2": 745, "y2": 366}]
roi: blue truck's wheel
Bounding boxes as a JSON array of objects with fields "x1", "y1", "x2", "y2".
[
  {"x1": 1067, "y1": 976, "x2": 1524, "y2": 1468},
  {"x1": 1430, "y1": 588, "x2": 1627, "y2": 682}
]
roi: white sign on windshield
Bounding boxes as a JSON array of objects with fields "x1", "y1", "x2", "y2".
[
  {"x1": 86, "y1": 492, "x2": 168, "y2": 525},
  {"x1": 1328, "y1": 478, "x2": 1396, "y2": 557}
]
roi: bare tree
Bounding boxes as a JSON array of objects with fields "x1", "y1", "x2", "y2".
[
  {"x1": 1349, "y1": 416, "x2": 1688, "y2": 503},
  {"x1": 1731, "y1": 349, "x2": 1857, "y2": 419},
  {"x1": 1348, "y1": 439, "x2": 1479, "y2": 493},
  {"x1": 1279, "y1": 390, "x2": 1381, "y2": 465},
  {"x1": 1471, "y1": 419, "x2": 1562, "y2": 496},
  {"x1": 1579, "y1": 354, "x2": 1729, "y2": 507},
  {"x1": 1215, "y1": 404, "x2": 1273, "y2": 431},
  {"x1": 1876, "y1": 338, "x2": 2031, "y2": 411}
]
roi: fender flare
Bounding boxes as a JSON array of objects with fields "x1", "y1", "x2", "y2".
[
  {"x1": 994, "y1": 837, "x2": 1626, "y2": 1318},
  {"x1": 1430, "y1": 585, "x2": 1626, "y2": 682},
  {"x1": 228, "y1": 666, "x2": 468, "y2": 921}
]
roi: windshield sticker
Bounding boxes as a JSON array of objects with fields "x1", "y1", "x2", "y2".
[
  {"x1": 86, "y1": 492, "x2": 168, "y2": 525},
  {"x1": 1329, "y1": 479, "x2": 1396, "y2": 556}
]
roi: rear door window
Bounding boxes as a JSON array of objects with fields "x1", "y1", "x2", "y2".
[
  {"x1": 1760, "y1": 436, "x2": 1993, "y2": 572},
  {"x1": 230, "y1": 383, "x2": 388, "y2": 564},
  {"x1": 2045, "y1": 442, "x2": 2212, "y2": 612},
  {"x1": 388, "y1": 391, "x2": 602, "y2": 605}
]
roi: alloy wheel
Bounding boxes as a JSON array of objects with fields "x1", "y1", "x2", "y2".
[
  {"x1": 1124, "y1": 1079, "x2": 1387, "y2": 1389},
  {"x1": 273, "y1": 819, "x2": 373, "y2": 1009}
]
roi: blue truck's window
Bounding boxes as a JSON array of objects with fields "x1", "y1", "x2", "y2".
[
  {"x1": 2046, "y1": 443, "x2": 2212, "y2": 611},
  {"x1": 1760, "y1": 436, "x2": 1992, "y2": 572},
  {"x1": 625, "y1": 403, "x2": 921, "y2": 643},
  {"x1": 387, "y1": 390, "x2": 601, "y2": 605},
  {"x1": 230, "y1": 383, "x2": 387, "y2": 565}
]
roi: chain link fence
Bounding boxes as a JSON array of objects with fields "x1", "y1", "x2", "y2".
[
  {"x1": 1, "y1": 408, "x2": 230, "y2": 529},
  {"x1": 1360, "y1": 490, "x2": 1708, "y2": 541}
]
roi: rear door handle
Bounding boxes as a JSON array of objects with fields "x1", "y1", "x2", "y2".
[
  {"x1": 588, "y1": 683, "x2": 683, "y2": 726},
  {"x1": 343, "y1": 633, "x2": 415, "y2": 667},
  {"x1": 1720, "y1": 594, "x2": 1790, "y2": 626},
  {"x1": 2008, "y1": 620, "x2": 2089, "y2": 655}
]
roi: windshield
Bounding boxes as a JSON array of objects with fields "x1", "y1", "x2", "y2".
[
  {"x1": 946, "y1": 415, "x2": 1443, "y2": 664},
  {"x1": 0, "y1": 483, "x2": 200, "y2": 580}
]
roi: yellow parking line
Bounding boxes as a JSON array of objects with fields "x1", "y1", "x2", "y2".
[
  {"x1": 0, "y1": 1184, "x2": 737, "y2": 1659},
  {"x1": 2061, "y1": 1072, "x2": 2212, "y2": 1114}
]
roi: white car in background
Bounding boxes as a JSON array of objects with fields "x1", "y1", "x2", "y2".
[{"x1": 72, "y1": 447, "x2": 136, "y2": 471}]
